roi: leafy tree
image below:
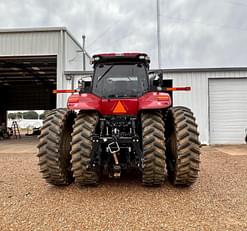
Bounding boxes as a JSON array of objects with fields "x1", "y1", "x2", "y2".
[
  {"x1": 8, "y1": 113, "x2": 16, "y2": 120},
  {"x1": 8, "y1": 112, "x2": 23, "y2": 119},
  {"x1": 39, "y1": 113, "x2": 45, "y2": 120},
  {"x1": 39, "y1": 110, "x2": 50, "y2": 120},
  {"x1": 23, "y1": 111, "x2": 38, "y2": 119},
  {"x1": 16, "y1": 112, "x2": 23, "y2": 119}
]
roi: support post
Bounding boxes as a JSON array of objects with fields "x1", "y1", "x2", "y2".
[
  {"x1": 82, "y1": 35, "x2": 86, "y2": 71},
  {"x1": 156, "y1": 0, "x2": 161, "y2": 68}
]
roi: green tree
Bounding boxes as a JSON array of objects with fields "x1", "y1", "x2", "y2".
[
  {"x1": 16, "y1": 112, "x2": 23, "y2": 119},
  {"x1": 8, "y1": 113, "x2": 16, "y2": 119},
  {"x1": 23, "y1": 111, "x2": 38, "y2": 119},
  {"x1": 39, "y1": 110, "x2": 50, "y2": 120}
]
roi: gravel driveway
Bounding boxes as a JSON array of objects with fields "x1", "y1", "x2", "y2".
[{"x1": 0, "y1": 139, "x2": 247, "y2": 231}]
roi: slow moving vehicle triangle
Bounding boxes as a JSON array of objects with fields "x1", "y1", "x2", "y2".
[{"x1": 113, "y1": 101, "x2": 127, "y2": 113}]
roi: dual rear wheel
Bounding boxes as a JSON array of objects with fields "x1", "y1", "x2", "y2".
[
  {"x1": 37, "y1": 109, "x2": 75, "y2": 185},
  {"x1": 165, "y1": 107, "x2": 201, "y2": 186},
  {"x1": 37, "y1": 107, "x2": 200, "y2": 187},
  {"x1": 37, "y1": 109, "x2": 99, "y2": 186}
]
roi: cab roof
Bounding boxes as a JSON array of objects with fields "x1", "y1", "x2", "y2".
[{"x1": 92, "y1": 52, "x2": 150, "y2": 67}]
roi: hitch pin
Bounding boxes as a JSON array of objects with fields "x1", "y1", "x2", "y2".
[{"x1": 113, "y1": 152, "x2": 119, "y2": 165}]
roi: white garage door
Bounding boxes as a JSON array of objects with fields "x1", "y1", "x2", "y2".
[{"x1": 209, "y1": 78, "x2": 247, "y2": 144}]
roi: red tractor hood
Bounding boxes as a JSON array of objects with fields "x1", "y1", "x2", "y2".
[{"x1": 67, "y1": 92, "x2": 171, "y2": 115}]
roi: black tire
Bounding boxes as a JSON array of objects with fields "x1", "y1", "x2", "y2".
[
  {"x1": 141, "y1": 111, "x2": 166, "y2": 186},
  {"x1": 70, "y1": 111, "x2": 99, "y2": 186},
  {"x1": 165, "y1": 106, "x2": 201, "y2": 186},
  {"x1": 37, "y1": 108, "x2": 76, "y2": 185}
]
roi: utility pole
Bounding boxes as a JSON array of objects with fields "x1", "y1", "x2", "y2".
[
  {"x1": 156, "y1": 0, "x2": 161, "y2": 69},
  {"x1": 82, "y1": 35, "x2": 86, "y2": 71}
]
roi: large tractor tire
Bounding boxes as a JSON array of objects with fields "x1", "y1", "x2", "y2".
[
  {"x1": 37, "y1": 108, "x2": 76, "y2": 185},
  {"x1": 141, "y1": 111, "x2": 166, "y2": 186},
  {"x1": 165, "y1": 106, "x2": 200, "y2": 186},
  {"x1": 70, "y1": 111, "x2": 99, "y2": 186}
]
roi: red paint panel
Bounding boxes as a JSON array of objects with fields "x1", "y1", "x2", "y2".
[
  {"x1": 67, "y1": 93, "x2": 101, "y2": 111},
  {"x1": 67, "y1": 92, "x2": 171, "y2": 115},
  {"x1": 138, "y1": 92, "x2": 171, "y2": 110}
]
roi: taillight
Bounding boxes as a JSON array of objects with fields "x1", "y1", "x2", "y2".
[
  {"x1": 68, "y1": 96, "x2": 79, "y2": 103},
  {"x1": 156, "y1": 95, "x2": 170, "y2": 101}
]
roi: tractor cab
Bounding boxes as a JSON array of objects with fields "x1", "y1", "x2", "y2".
[{"x1": 90, "y1": 53, "x2": 150, "y2": 99}]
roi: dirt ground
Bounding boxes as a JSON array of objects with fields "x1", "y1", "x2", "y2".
[
  {"x1": 0, "y1": 136, "x2": 38, "y2": 154},
  {"x1": 0, "y1": 137, "x2": 247, "y2": 231}
]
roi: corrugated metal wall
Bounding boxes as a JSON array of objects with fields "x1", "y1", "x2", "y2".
[
  {"x1": 164, "y1": 72, "x2": 209, "y2": 144},
  {"x1": 59, "y1": 30, "x2": 91, "y2": 107},
  {"x1": 164, "y1": 70, "x2": 247, "y2": 144},
  {"x1": 0, "y1": 31, "x2": 60, "y2": 56}
]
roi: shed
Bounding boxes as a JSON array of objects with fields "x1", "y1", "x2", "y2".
[{"x1": 0, "y1": 27, "x2": 90, "y2": 125}]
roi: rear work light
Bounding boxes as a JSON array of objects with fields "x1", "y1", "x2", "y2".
[
  {"x1": 93, "y1": 56, "x2": 101, "y2": 61},
  {"x1": 92, "y1": 52, "x2": 150, "y2": 60},
  {"x1": 138, "y1": 55, "x2": 150, "y2": 62}
]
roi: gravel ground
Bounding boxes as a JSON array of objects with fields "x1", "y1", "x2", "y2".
[{"x1": 0, "y1": 139, "x2": 247, "y2": 231}]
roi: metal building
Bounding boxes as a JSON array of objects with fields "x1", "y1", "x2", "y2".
[
  {"x1": 163, "y1": 68, "x2": 247, "y2": 145},
  {"x1": 0, "y1": 27, "x2": 90, "y2": 125}
]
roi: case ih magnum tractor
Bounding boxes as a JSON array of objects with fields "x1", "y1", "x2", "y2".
[{"x1": 37, "y1": 53, "x2": 200, "y2": 187}]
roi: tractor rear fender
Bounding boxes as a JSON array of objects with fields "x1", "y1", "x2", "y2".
[
  {"x1": 67, "y1": 93, "x2": 101, "y2": 111},
  {"x1": 138, "y1": 92, "x2": 171, "y2": 110},
  {"x1": 67, "y1": 92, "x2": 172, "y2": 114}
]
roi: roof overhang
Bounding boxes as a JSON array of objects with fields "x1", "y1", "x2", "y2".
[{"x1": 0, "y1": 55, "x2": 56, "y2": 87}]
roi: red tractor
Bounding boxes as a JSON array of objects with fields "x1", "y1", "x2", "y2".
[{"x1": 37, "y1": 53, "x2": 200, "y2": 187}]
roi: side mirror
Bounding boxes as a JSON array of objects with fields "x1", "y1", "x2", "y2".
[
  {"x1": 78, "y1": 77, "x2": 92, "y2": 93},
  {"x1": 157, "y1": 72, "x2": 163, "y2": 86},
  {"x1": 78, "y1": 79, "x2": 85, "y2": 92},
  {"x1": 152, "y1": 73, "x2": 163, "y2": 87},
  {"x1": 78, "y1": 79, "x2": 85, "y2": 89}
]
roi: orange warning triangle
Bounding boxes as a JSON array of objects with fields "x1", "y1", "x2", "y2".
[{"x1": 113, "y1": 101, "x2": 127, "y2": 113}]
